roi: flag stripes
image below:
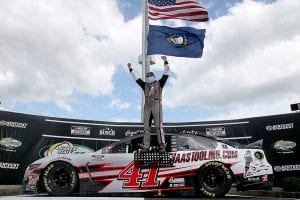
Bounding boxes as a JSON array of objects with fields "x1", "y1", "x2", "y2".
[{"x1": 148, "y1": 0, "x2": 208, "y2": 22}]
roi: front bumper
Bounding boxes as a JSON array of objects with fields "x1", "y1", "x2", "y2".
[{"x1": 23, "y1": 172, "x2": 42, "y2": 193}]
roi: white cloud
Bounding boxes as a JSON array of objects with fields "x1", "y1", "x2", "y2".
[
  {"x1": 164, "y1": 0, "x2": 300, "y2": 119},
  {"x1": 1, "y1": 0, "x2": 299, "y2": 122},
  {"x1": 55, "y1": 100, "x2": 73, "y2": 112},
  {"x1": 0, "y1": 0, "x2": 141, "y2": 108},
  {"x1": 109, "y1": 98, "x2": 130, "y2": 110}
]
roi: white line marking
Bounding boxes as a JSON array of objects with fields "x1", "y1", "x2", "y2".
[
  {"x1": 42, "y1": 134, "x2": 120, "y2": 142},
  {"x1": 45, "y1": 119, "x2": 143, "y2": 127},
  {"x1": 45, "y1": 118, "x2": 249, "y2": 127}
]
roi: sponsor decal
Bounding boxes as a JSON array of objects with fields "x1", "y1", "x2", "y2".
[
  {"x1": 91, "y1": 155, "x2": 105, "y2": 161},
  {"x1": 118, "y1": 162, "x2": 159, "y2": 188},
  {"x1": 28, "y1": 173, "x2": 39, "y2": 185},
  {"x1": 206, "y1": 127, "x2": 226, "y2": 137},
  {"x1": 272, "y1": 140, "x2": 296, "y2": 153},
  {"x1": 0, "y1": 120, "x2": 28, "y2": 129},
  {"x1": 262, "y1": 175, "x2": 268, "y2": 182},
  {"x1": 0, "y1": 137, "x2": 22, "y2": 152},
  {"x1": 244, "y1": 150, "x2": 253, "y2": 175},
  {"x1": 273, "y1": 164, "x2": 300, "y2": 172},
  {"x1": 254, "y1": 151, "x2": 264, "y2": 160},
  {"x1": 99, "y1": 127, "x2": 115, "y2": 136},
  {"x1": 39, "y1": 141, "x2": 95, "y2": 157},
  {"x1": 71, "y1": 126, "x2": 91, "y2": 136},
  {"x1": 265, "y1": 123, "x2": 294, "y2": 131},
  {"x1": 171, "y1": 150, "x2": 238, "y2": 164},
  {"x1": 125, "y1": 130, "x2": 144, "y2": 137},
  {"x1": 0, "y1": 162, "x2": 20, "y2": 169},
  {"x1": 246, "y1": 175, "x2": 268, "y2": 182},
  {"x1": 247, "y1": 177, "x2": 260, "y2": 181}
]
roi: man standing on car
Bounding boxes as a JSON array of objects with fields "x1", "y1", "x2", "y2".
[{"x1": 127, "y1": 56, "x2": 170, "y2": 153}]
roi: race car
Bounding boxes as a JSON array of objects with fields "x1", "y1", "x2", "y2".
[{"x1": 23, "y1": 133, "x2": 273, "y2": 197}]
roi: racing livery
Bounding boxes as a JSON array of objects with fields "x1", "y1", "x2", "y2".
[{"x1": 23, "y1": 133, "x2": 273, "y2": 197}]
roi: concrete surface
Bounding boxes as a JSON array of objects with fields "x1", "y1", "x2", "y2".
[
  {"x1": 0, "y1": 185, "x2": 23, "y2": 196},
  {"x1": 0, "y1": 185, "x2": 299, "y2": 198},
  {"x1": 228, "y1": 187, "x2": 300, "y2": 199}
]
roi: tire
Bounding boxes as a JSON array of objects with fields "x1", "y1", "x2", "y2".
[
  {"x1": 195, "y1": 161, "x2": 233, "y2": 198},
  {"x1": 42, "y1": 162, "x2": 78, "y2": 196}
]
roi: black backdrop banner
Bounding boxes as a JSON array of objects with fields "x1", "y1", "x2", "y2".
[{"x1": 0, "y1": 110, "x2": 299, "y2": 185}]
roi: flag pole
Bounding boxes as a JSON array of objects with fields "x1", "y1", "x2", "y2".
[{"x1": 141, "y1": 0, "x2": 150, "y2": 122}]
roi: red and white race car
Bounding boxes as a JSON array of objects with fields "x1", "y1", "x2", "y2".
[{"x1": 23, "y1": 133, "x2": 273, "y2": 197}]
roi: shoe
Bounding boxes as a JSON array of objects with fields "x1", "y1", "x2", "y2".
[
  {"x1": 138, "y1": 148, "x2": 150, "y2": 153},
  {"x1": 158, "y1": 145, "x2": 166, "y2": 153},
  {"x1": 138, "y1": 143, "x2": 150, "y2": 153}
]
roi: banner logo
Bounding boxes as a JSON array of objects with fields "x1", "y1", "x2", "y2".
[
  {"x1": 71, "y1": 126, "x2": 91, "y2": 136},
  {"x1": 206, "y1": 127, "x2": 226, "y2": 137},
  {"x1": 272, "y1": 140, "x2": 296, "y2": 153},
  {"x1": 0, "y1": 137, "x2": 22, "y2": 152},
  {"x1": 0, "y1": 162, "x2": 20, "y2": 170},
  {"x1": 0, "y1": 120, "x2": 28, "y2": 129},
  {"x1": 99, "y1": 128, "x2": 115, "y2": 136},
  {"x1": 274, "y1": 164, "x2": 300, "y2": 172},
  {"x1": 266, "y1": 123, "x2": 294, "y2": 131},
  {"x1": 125, "y1": 130, "x2": 143, "y2": 137},
  {"x1": 39, "y1": 141, "x2": 95, "y2": 157},
  {"x1": 180, "y1": 130, "x2": 201, "y2": 136}
]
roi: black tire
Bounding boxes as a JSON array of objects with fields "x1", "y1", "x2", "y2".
[
  {"x1": 195, "y1": 161, "x2": 233, "y2": 198},
  {"x1": 42, "y1": 162, "x2": 78, "y2": 196}
]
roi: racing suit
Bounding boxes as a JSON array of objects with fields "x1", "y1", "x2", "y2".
[{"x1": 129, "y1": 61, "x2": 170, "y2": 152}]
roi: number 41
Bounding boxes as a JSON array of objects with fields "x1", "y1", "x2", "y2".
[{"x1": 118, "y1": 162, "x2": 159, "y2": 188}]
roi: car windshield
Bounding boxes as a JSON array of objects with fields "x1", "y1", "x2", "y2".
[
  {"x1": 216, "y1": 139, "x2": 243, "y2": 148},
  {"x1": 178, "y1": 135, "x2": 219, "y2": 150},
  {"x1": 96, "y1": 133, "x2": 248, "y2": 154}
]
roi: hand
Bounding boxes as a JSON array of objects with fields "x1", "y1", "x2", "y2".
[
  {"x1": 127, "y1": 63, "x2": 132, "y2": 70},
  {"x1": 161, "y1": 56, "x2": 167, "y2": 62}
]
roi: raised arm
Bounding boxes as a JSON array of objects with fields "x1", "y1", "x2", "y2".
[
  {"x1": 127, "y1": 63, "x2": 145, "y2": 90},
  {"x1": 159, "y1": 56, "x2": 170, "y2": 88}
]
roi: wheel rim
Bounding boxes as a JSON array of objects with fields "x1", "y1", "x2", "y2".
[
  {"x1": 202, "y1": 168, "x2": 225, "y2": 191},
  {"x1": 50, "y1": 167, "x2": 72, "y2": 189}
]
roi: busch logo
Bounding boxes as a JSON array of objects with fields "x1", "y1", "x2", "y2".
[{"x1": 99, "y1": 128, "x2": 115, "y2": 136}]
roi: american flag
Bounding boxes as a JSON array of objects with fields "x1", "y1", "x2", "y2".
[{"x1": 148, "y1": 0, "x2": 208, "y2": 22}]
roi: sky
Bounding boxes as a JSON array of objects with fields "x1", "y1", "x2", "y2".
[{"x1": 0, "y1": 0, "x2": 300, "y2": 123}]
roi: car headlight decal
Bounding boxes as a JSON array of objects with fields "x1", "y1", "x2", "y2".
[{"x1": 29, "y1": 163, "x2": 42, "y2": 171}]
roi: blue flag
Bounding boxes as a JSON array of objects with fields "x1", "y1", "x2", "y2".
[{"x1": 147, "y1": 25, "x2": 206, "y2": 58}]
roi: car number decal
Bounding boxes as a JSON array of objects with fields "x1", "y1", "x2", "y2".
[{"x1": 117, "y1": 162, "x2": 159, "y2": 188}]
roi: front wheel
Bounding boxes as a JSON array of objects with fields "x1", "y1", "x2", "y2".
[
  {"x1": 43, "y1": 162, "x2": 78, "y2": 196},
  {"x1": 195, "y1": 161, "x2": 233, "y2": 198}
]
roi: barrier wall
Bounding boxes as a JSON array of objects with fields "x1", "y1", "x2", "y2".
[{"x1": 0, "y1": 110, "x2": 299, "y2": 185}]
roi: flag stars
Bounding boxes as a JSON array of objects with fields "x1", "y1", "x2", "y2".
[{"x1": 148, "y1": 0, "x2": 176, "y2": 7}]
